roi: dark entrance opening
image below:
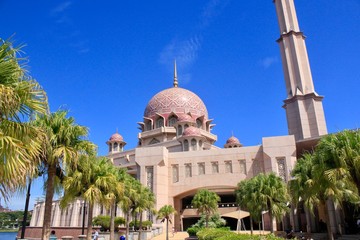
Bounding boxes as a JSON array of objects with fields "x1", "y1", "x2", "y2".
[{"x1": 183, "y1": 217, "x2": 200, "y2": 230}]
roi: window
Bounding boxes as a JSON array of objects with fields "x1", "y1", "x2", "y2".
[
  {"x1": 198, "y1": 162, "x2": 205, "y2": 175},
  {"x1": 225, "y1": 161, "x2": 233, "y2": 173},
  {"x1": 113, "y1": 142, "x2": 118, "y2": 151},
  {"x1": 185, "y1": 164, "x2": 192, "y2": 178},
  {"x1": 177, "y1": 125, "x2": 183, "y2": 136},
  {"x1": 184, "y1": 124, "x2": 189, "y2": 130},
  {"x1": 211, "y1": 162, "x2": 219, "y2": 174},
  {"x1": 156, "y1": 118, "x2": 164, "y2": 128},
  {"x1": 172, "y1": 165, "x2": 179, "y2": 183},
  {"x1": 196, "y1": 119, "x2": 202, "y2": 128},
  {"x1": 168, "y1": 116, "x2": 177, "y2": 126},
  {"x1": 145, "y1": 121, "x2": 152, "y2": 131},
  {"x1": 277, "y1": 158, "x2": 286, "y2": 181},
  {"x1": 184, "y1": 140, "x2": 189, "y2": 151},
  {"x1": 146, "y1": 167, "x2": 154, "y2": 191},
  {"x1": 191, "y1": 139, "x2": 197, "y2": 150},
  {"x1": 239, "y1": 160, "x2": 246, "y2": 174}
]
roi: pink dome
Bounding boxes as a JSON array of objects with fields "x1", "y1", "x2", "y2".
[
  {"x1": 177, "y1": 113, "x2": 195, "y2": 123},
  {"x1": 182, "y1": 126, "x2": 201, "y2": 137},
  {"x1": 226, "y1": 136, "x2": 240, "y2": 144},
  {"x1": 109, "y1": 133, "x2": 124, "y2": 142},
  {"x1": 144, "y1": 87, "x2": 208, "y2": 119}
]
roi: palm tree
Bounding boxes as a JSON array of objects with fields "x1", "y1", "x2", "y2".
[
  {"x1": 191, "y1": 189, "x2": 220, "y2": 228},
  {"x1": 157, "y1": 205, "x2": 177, "y2": 240},
  {"x1": 61, "y1": 155, "x2": 120, "y2": 240},
  {"x1": 236, "y1": 173, "x2": 289, "y2": 233},
  {"x1": 136, "y1": 186, "x2": 155, "y2": 240},
  {"x1": 109, "y1": 168, "x2": 126, "y2": 240},
  {"x1": 34, "y1": 111, "x2": 95, "y2": 240},
  {"x1": 119, "y1": 175, "x2": 141, "y2": 240},
  {"x1": 289, "y1": 134, "x2": 360, "y2": 240},
  {"x1": 236, "y1": 179, "x2": 262, "y2": 235},
  {"x1": 0, "y1": 38, "x2": 48, "y2": 199}
]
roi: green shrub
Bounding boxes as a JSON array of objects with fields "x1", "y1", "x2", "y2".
[
  {"x1": 129, "y1": 220, "x2": 152, "y2": 230},
  {"x1": 196, "y1": 228, "x2": 234, "y2": 240},
  {"x1": 216, "y1": 233, "x2": 285, "y2": 240},
  {"x1": 92, "y1": 215, "x2": 126, "y2": 231},
  {"x1": 187, "y1": 226, "x2": 201, "y2": 236},
  {"x1": 192, "y1": 213, "x2": 226, "y2": 228}
]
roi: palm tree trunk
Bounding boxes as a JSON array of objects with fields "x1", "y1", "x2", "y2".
[
  {"x1": 269, "y1": 211, "x2": 274, "y2": 233},
  {"x1": 125, "y1": 211, "x2": 130, "y2": 240},
  {"x1": 205, "y1": 214, "x2": 209, "y2": 228},
  {"x1": 166, "y1": 219, "x2": 169, "y2": 240},
  {"x1": 86, "y1": 202, "x2": 94, "y2": 240},
  {"x1": 250, "y1": 215, "x2": 253, "y2": 235},
  {"x1": 324, "y1": 201, "x2": 334, "y2": 240},
  {"x1": 304, "y1": 206, "x2": 312, "y2": 234},
  {"x1": 138, "y1": 211, "x2": 143, "y2": 240},
  {"x1": 110, "y1": 201, "x2": 115, "y2": 240},
  {"x1": 41, "y1": 163, "x2": 56, "y2": 240}
]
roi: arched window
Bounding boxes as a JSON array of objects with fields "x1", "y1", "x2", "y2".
[
  {"x1": 184, "y1": 124, "x2": 189, "y2": 130},
  {"x1": 184, "y1": 139, "x2": 189, "y2": 151},
  {"x1": 113, "y1": 142, "x2": 118, "y2": 151},
  {"x1": 168, "y1": 116, "x2": 177, "y2": 126},
  {"x1": 145, "y1": 121, "x2": 152, "y2": 131},
  {"x1": 177, "y1": 125, "x2": 183, "y2": 136},
  {"x1": 156, "y1": 118, "x2": 164, "y2": 128},
  {"x1": 109, "y1": 144, "x2": 112, "y2": 152},
  {"x1": 196, "y1": 119, "x2": 202, "y2": 128},
  {"x1": 191, "y1": 139, "x2": 197, "y2": 150}
]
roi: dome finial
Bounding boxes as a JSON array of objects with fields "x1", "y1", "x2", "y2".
[{"x1": 173, "y1": 60, "x2": 178, "y2": 88}]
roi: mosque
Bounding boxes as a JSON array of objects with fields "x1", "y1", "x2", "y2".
[{"x1": 30, "y1": 0, "x2": 339, "y2": 235}]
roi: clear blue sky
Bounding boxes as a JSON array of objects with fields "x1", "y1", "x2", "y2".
[{"x1": 2, "y1": 0, "x2": 359, "y2": 210}]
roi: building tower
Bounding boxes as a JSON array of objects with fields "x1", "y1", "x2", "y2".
[{"x1": 273, "y1": 0, "x2": 327, "y2": 141}]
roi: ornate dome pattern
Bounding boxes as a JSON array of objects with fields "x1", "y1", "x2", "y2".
[
  {"x1": 144, "y1": 87, "x2": 208, "y2": 119},
  {"x1": 182, "y1": 126, "x2": 201, "y2": 137},
  {"x1": 108, "y1": 133, "x2": 124, "y2": 142},
  {"x1": 226, "y1": 136, "x2": 240, "y2": 144}
]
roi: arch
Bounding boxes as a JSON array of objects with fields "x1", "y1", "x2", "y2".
[
  {"x1": 168, "y1": 115, "x2": 178, "y2": 127},
  {"x1": 156, "y1": 117, "x2": 164, "y2": 128},
  {"x1": 177, "y1": 125, "x2": 183, "y2": 136},
  {"x1": 196, "y1": 119, "x2": 202, "y2": 128},
  {"x1": 184, "y1": 139, "x2": 189, "y2": 151},
  {"x1": 191, "y1": 138, "x2": 197, "y2": 151}
]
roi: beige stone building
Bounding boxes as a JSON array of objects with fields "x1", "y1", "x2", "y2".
[{"x1": 30, "y1": 0, "x2": 338, "y2": 234}]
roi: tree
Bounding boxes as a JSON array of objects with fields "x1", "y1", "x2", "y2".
[
  {"x1": 191, "y1": 189, "x2": 220, "y2": 228},
  {"x1": 289, "y1": 133, "x2": 360, "y2": 240},
  {"x1": 236, "y1": 173, "x2": 289, "y2": 233},
  {"x1": 61, "y1": 155, "x2": 120, "y2": 240},
  {"x1": 136, "y1": 186, "x2": 155, "y2": 240},
  {"x1": 236, "y1": 178, "x2": 262, "y2": 235},
  {"x1": 34, "y1": 111, "x2": 95, "y2": 240},
  {"x1": 0, "y1": 38, "x2": 48, "y2": 200},
  {"x1": 157, "y1": 205, "x2": 177, "y2": 240},
  {"x1": 119, "y1": 175, "x2": 141, "y2": 240}
]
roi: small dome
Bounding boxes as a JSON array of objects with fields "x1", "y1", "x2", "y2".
[
  {"x1": 224, "y1": 136, "x2": 243, "y2": 148},
  {"x1": 108, "y1": 133, "x2": 124, "y2": 142},
  {"x1": 226, "y1": 136, "x2": 240, "y2": 144},
  {"x1": 177, "y1": 113, "x2": 195, "y2": 123},
  {"x1": 182, "y1": 126, "x2": 201, "y2": 137}
]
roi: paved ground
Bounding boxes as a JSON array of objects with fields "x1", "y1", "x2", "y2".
[{"x1": 151, "y1": 231, "x2": 189, "y2": 240}]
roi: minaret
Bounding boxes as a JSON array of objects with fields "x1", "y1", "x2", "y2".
[{"x1": 273, "y1": 0, "x2": 327, "y2": 141}]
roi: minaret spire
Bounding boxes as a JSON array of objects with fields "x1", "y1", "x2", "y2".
[
  {"x1": 273, "y1": 0, "x2": 327, "y2": 141},
  {"x1": 173, "y1": 60, "x2": 178, "y2": 88}
]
